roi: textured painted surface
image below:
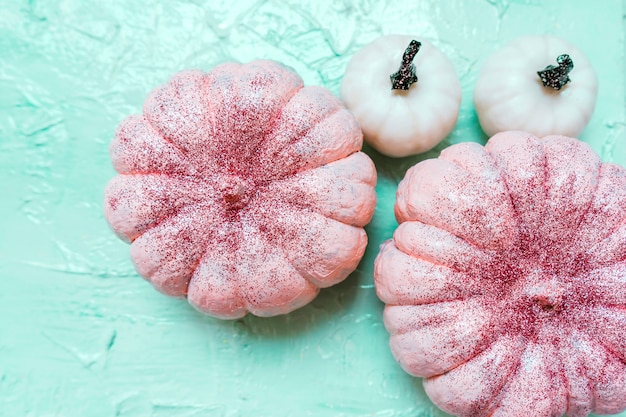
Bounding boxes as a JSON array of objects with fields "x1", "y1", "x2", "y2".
[{"x1": 0, "y1": 1, "x2": 625, "y2": 416}]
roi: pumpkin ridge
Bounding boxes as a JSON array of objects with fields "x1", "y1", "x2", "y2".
[
  {"x1": 111, "y1": 174, "x2": 216, "y2": 242},
  {"x1": 251, "y1": 201, "x2": 367, "y2": 288},
  {"x1": 578, "y1": 366, "x2": 593, "y2": 414},
  {"x1": 393, "y1": 246, "x2": 464, "y2": 274},
  {"x1": 201, "y1": 70, "x2": 218, "y2": 157},
  {"x1": 587, "y1": 227, "x2": 626, "y2": 267},
  {"x1": 395, "y1": 193, "x2": 461, "y2": 249},
  {"x1": 375, "y1": 244, "x2": 475, "y2": 306},
  {"x1": 287, "y1": 106, "x2": 345, "y2": 175},
  {"x1": 311, "y1": 143, "x2": 364, "y2": 175},
  {"x1": 280, "y1": 89, "x2": 342, "y2": 147},
  {"x1": 561, "y1": 374, "x2": 576, "y2": 417},
  {"x1": 184, "y1": 224, "x2": 241, "y2": 302},
  {"x1": 550, "y1": 334, "x2": 571, "y2": 417},
  {"x1": 578, "y1": 340, "x2": 626, "y2": 414},
  {"x1": 394, "y1": 244, "x2": 488, "y2": 285},
  {"x1": 428, "y1": 223, "x2": 488, "y2": 254},
  {"x1": 482, "y1": 150, "x2": 525, "y2": 244},
  {"x1": 267, "y1": 198, "x2": 336, "y2": 227},
  {"x1": 539, "y1": 137, "x2": 602, "y2": 263},
  {"x1": 570, "y1": 165, "x2": 603, "y2": 242},
  {"x1": 482, "y1": 339, "x2": 528, "y2": 417},
  {"x1": 349, "y1": 152, "x2": 378, "y2": 186},
  {"x1": 390, "y1": 297, "x2": 470, "y2": 312},
  {"x1": 250, "y1": 246, "x2": 319, "y2": 313},
  {"x1": 581, "y1": 206, "x2": 626, "y2": 257},
  {"x1": 560, "y1": 332, "x2": 594, "y2": 417},
  {"x1": 263, "y1": 105, "x2": 344, "y2": 181},
  {"x1": 393, "y1": 221, "x2": 497, "y2": 278},
  {"x1": 126, "y1": 197, "x2": 191, "y2": 244},
  {"x1": 241, "y1": 64, "x2": 305, "y2": 169},
  {"x1": 278, "y1": 247, "x2": 319, "y2": 286},
  {"x1": 287, "y1": 183, "x2": 370, "y2": 227},
  {"x1": 598, "y1": 217, "x2": 626, "y2": 249},
  {"x1": 110, "y1": 115, "x2": 192, "y2": 176},
  {"x1": 388, "y1": 300, "x2": 478, "y2": 336},
  {"x1": 441, "y1": 336, "x2": 527, "y2": 417},
  {"x1": 125, "y1": 170, "x2": 193, "y2": 178},
  {"x1": 129, "y1": 203, "x2": 219, "y2": 296},
  {"x1": 308, "y1": 106, "x2": 347, "y2": 137},
  {"x1": 201, "y1": 73, "x2": 219, "y2": 166},
  {"x1": 434, "y1": 337, "x2": 502, "y2": 379},
  {"x1": 599, "y1": 304, "x2": 626, "y2": 313},
  {"x1": 142, "y1": 111, "x2": 191, "y2": 169},
  {"x1": 253, "y1": 211, "x2": 307, "y2": 277},
  {"x1": 573, "y1": 309, "x2": 626, "y2": 364},
  {"x1": 156, "y1": 72, "x2": 217, "y2": 157},
  {"x1": 483, "y1": 344, "x2": 530, "y2": 417},
  {"x1": 540, "y1": 141, "x2": 550, "y2": 228},
  {"x1": 443, "y1": 144, "x2": 522, "y2": 248},
  {"x1": 405, "y1": 158, "x2": 519, "y2": 250},
  {"x1": 593, "y1": 340, "x2": 626, "y2": 366},
  {"x1": 185, "y1": 225, "x2": 246, "y2": 317}
]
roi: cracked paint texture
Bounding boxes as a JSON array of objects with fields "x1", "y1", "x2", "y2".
[{"x1": 1, "y1": 1, "x2": 625, "y2": 416}]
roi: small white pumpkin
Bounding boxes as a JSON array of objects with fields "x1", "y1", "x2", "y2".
[
  {"x1": 474, "y1": 35, "x2": 598, "y2": 138},
  {"x1": 340, "y1": 35, "x2": 462, "y2": 158}
]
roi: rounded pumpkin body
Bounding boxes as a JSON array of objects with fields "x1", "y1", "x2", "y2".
[
  {"x1": 104, "y1": 60, "x2": 377, "y2": 319},
  {"x1": 341, "y1": 35, "x2": 462, "y2": 157},
  {"x1": 375, "y1": 131, "x2": 626, "y2": 417},
  {"x1": 474, "y1": 35, "x2": 598, "y2": 138}
]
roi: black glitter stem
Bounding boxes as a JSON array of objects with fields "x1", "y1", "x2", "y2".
[
  {"x1": 537, "y1": 54, "x2": 574, "y2": 91},
  {"x1": 390, "y1": 40, "x2": 422, "y2": 90}
]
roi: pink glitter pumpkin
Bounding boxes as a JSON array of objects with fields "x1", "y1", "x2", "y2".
[
  {"x1": 104, "y1": 60, "x2": 377, "y2": 319},
  {"x1": 374, "y1": 131, "x2": 626, "y2": 417}
]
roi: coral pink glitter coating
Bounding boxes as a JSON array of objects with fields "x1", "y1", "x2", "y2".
[
  {"x1": 374, "y1": 131, "x2": 626, "y2": 417},
  {"x1": 104, "y1": 60, "x2": 377, "y2": 319}
]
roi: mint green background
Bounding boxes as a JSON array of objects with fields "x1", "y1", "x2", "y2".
[{"x1": 1, "y1": 1, "x2": 625, "y2": 416}]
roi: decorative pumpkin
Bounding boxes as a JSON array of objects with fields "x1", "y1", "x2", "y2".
[
  {"x1": 340, "y1": 35, "x2": 462, "y2": 158},
  {"x1": 374, "y1": 131, "x2": 626, "y2": 417},
  {"x1": 104, "y1": 60, "x2": 377, "y2": 319},
  {"x1": 474, "y1": 35, "x2": 598, "y2": 138}
]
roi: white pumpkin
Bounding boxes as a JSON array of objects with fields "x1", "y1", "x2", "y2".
[
  {"x1": 474, "y1": 35, "x2": 598, "y2": 138},
  {"x1": 340, "y1": 35, "x2": 462, "y2": 158}
]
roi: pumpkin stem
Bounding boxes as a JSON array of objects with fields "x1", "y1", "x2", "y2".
[
  {"x1": 390, "y1": 40, "x2": 421, "y2": 90},
  {"x1": 221, "y1": 175, "x2": 247, "y2": 207},
  {"x1": 537, "y1": 54, "x2": 574, "y2": 91}
]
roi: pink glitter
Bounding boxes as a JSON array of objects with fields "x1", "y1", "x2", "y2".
[
  {"x1": 104, "y1": 60, "x2": 377, "y2": 319},
  {"x1": 375, "y1": 131, "x2": 626, "y2": 417}
]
